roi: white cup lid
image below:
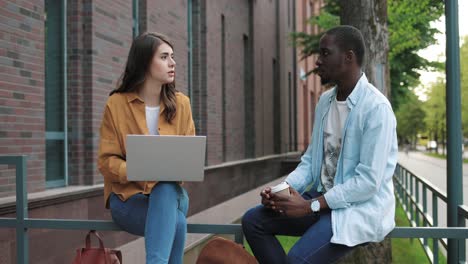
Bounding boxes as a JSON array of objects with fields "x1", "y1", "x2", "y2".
[{"x1": 271, "y1": 182, "x2": 289, "y2": 193}]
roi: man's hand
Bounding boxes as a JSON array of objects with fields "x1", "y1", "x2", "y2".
[
  {"x1": 270, "y1": 188, "x2": 312, "y2": 218},
  {"x1": 260, "y1": 187, "x2": 273, "y2": 208}
]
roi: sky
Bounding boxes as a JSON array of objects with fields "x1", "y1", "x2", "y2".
[{"x1": 414, "y1": 1, "x2": 467, "y2": 101}]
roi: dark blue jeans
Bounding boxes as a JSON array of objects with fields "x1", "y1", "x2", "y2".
[
  {"x1": 109, "y1": 182, "x2": 189, "y2": 264},
  {"x1": 242, "y1": 190, "x2": 353, "y2": 264}
]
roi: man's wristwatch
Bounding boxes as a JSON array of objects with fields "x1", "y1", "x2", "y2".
[{"x1": 310, "y1": 199, "x2": 320, "y2": 216}]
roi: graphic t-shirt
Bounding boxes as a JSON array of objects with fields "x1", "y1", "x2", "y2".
[{"x1": 321, "y1": 98, "x2": 349, "y2": 191}]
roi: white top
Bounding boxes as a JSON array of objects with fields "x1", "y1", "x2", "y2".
[
  {"x1": 320, "y1": 98, "x2": 349, "y2": 191},
  {"x1": 145, "y1": 106, "x2": 160, "y2": 135}
]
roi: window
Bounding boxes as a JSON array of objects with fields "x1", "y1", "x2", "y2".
[
  {"x1": 221, "y1": 14, "x2": 227, "y2": 161},
  {"x1": 133, "y1": 0, "x2": 139, "y2": 38},
  {"x1": 273, "y1": 58, "x2": 281, "y2": 154},
  {"x1": 244, "y1": 34, "x2": 255, "y2": 158},
  {"x1": 45, "y1": 0, "x2": 67, "y2": 187}
]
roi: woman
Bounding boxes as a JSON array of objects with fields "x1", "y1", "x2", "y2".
[{"x1": 98, "y1": 32, "x2": 195, "y2": 264}]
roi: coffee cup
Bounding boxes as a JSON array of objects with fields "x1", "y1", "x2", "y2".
[{"x1": 270, "y1": 182, "x2": 290, "y2": 196}]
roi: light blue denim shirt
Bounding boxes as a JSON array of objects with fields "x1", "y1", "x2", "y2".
[{"x1": 285, "y1": 74, "x2": 398, "y2": 246}]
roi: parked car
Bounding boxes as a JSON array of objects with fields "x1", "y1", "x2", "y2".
[{"x1": 426, "y1": 141, "x2": 437, "y2": 150}]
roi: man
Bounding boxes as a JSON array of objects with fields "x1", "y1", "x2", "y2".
[{"x1": 242, "y1": 25, "x2": 397, "y2": 264}]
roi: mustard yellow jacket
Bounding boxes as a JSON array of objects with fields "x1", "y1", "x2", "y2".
[{"x1": 98, "y1": 91, "x2": 195, "y2": 208}]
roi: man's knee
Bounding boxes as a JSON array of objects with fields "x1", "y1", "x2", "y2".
[
  {"x1": 287, "y1": 247, "x2": 309, "y2": 264},
  {"x1": 242, "y1": 206, "x2": 262, "y2": 232}
]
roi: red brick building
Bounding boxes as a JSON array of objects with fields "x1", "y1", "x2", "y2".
[
  {"x1": 295, "y1": 0, "x2": 325, "y2": 151},
  {"x1": 0, "y1": 0, "x2": 311, "y2": 262}
]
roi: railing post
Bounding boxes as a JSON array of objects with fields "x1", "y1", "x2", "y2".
[
  {"x1": 423, "y1": 186, "x2": 428, "y2": 248},
  {"x1": 458, "y1": 209, "x2": 466, "y2": 262},
  {"x1": 432, "y1": 193, "x2": 439, "y2": 264},
  {"x1": 405, "y1": 170, "x2": 409, "y2": 211},
  {"x1": 415, "y1": 179, "x2": 420, "y2": 226},
  {"x1": 445, "y1": 0, "x2": 463, "y2": 263},
  {"x1": 15, "y1": 156, "x2": 28, "y2": 264},
  {"x1": 409, "y1": 174, "x2": 414, "y2": 222},
  {"x1": 234, "y1": 229, "x2": 244, "y2": 244}
]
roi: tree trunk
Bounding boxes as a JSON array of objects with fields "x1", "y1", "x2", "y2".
[
  {"x1": 337, "y1": 238, "x2": 392, "y2": 264},
  {"x1": 337, "y1": 1, "x2": 393, "y2": 263},
  {"x1": 340, "y1": 0, "x2": 390, "y2": 98}
]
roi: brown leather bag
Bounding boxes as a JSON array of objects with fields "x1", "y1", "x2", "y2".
[
  {"x1": 196, "y1": 236, "x2": 258, "y2": 264},
  {"x1": 72, "y1": 230, "x2": 122, "y2": 264}
]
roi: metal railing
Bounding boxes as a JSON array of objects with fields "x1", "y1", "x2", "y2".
[
  {"x1": 394, "y1": 163, "x2": 467, "y2": 263},
  {"x1": 0, "y1": 156, "x2": 243, "y2": 264},
  {"x1": 1, "y1": 156, "x2": 468, "y2": 263}
]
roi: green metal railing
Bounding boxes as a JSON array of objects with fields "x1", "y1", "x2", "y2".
[
  {"x1": 0, "y1": 156, "x2": 243, "y2": 264},
  {"x1": 1, "y1": 155, "x2": 468, "y2": 263},
  {"x1": 394, "y1": 163, "x2": 467, "y2": 263}
]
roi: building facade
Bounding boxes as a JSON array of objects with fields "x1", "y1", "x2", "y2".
[{"x1": 295, "y1": 0, "x2": 325, "y2": 152}]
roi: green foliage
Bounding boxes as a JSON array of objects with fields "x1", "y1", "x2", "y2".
[
  {"x1": 423, "y1": 76, "x2": 446, "y2": 146},
  {"x1": 291, "y1": 0, "x2": 444, "y2": 112},
  {"x1": 388, "y1": 0, "x2": 444, "y2": 110},
  {"x1": 395, "y1": 92, "x2": 426, "y2": 144},
  {"x1": 393, "y1": 200, "x2": 447, "y2": 263},
  {"x1": 290, "y1": 0, "x2": 339, "y2": 60},
  {"x1": 417, "y1": 36, "x2": 468, "y2": 149},
  {"x1": 461, "y1": 36, "x2": 468, "y2": 138}
]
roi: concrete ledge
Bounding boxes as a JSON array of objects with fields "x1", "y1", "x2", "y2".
[
  {"x1": 118, "y1": 176, "x2": 286, "y2": 264},
  {"x1": 0, "y1": 184, "x2": 104, "y2": 215}
]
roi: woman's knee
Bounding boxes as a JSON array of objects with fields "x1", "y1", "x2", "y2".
[
  {"x1": 176, "y1": 211, "x2": 187, "y2": 232},
  {"x1": 151, "y1": 182, "x2": 178, "y2": 199}
]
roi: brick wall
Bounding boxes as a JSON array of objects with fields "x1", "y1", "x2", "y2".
[
  {"x1": 0, "y1": 1, "x2": 300, "y2": 262},
  {"x1": 67, "y1": 0, "x2": 133, "y2": 185},
  {"x1": 0, "y1": 0, "x2": 297, "y2": 196},
  {"x1": 279, "y1": 0, "x2": 295, "y2": 153},
  {"x1": 90, "y1": 0, "x2": 133, "y2": 184},
  {"x1": 204, "y1": 0, "x2": 250, "y2": 164},
  {"x1": 144, "y1": 0, "x2": 189, "y2": 95},
  {"x1": 253, "y1": 0, "x2": 277, "y2": 157},
  {"x1": 68, "y1": 0, "x2": 90, "y2": 185},
  {"x1": 191, "y1": 0, "x2": 208, "y2": 144},
  {"x1": 194, "y1": 0, "x2": 295, "y2": 164},
  {"x1": 296, "y1": 0, "x2": 324, "y2": 151},
  {"x1": 0, "y1": 0, "x2": 46, "y2": 197}
]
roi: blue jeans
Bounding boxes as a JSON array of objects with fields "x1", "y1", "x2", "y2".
[
  {"x1": 109, "y1": 182, "x2": 189, "y2": 264},
  {"x1": 242, "y1": 190, "x2": 353, "y2": 264}
]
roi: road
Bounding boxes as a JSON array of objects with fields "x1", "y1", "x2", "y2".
[
  {"x1": 398, "y1": 151, "x2": 468, "y2": 206},
  {"x1": 397, "y1": 151, "x2": 468, "y2": 256}
]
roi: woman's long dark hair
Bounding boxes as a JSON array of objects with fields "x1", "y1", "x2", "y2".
[{"x1": 111, "y1": 32, "x2": 177, "y2": 123}]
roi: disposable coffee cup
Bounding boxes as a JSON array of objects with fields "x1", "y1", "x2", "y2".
[{"x1": 270, "y1": 182, "x2": 290, "y2": 196}]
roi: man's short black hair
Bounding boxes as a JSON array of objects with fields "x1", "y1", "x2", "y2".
[{"x1": 325, "y1": 25, "x2": 366, "y2": 66}]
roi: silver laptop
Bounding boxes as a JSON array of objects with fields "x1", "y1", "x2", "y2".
[{"x1": 126, "y1": 135, "x2": 206, "y2": 181}]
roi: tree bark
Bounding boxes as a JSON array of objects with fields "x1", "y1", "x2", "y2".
[
  {"x1": 340, "y1": 0, "x2": 390, "y2": 98},
  {"x1": 337, "y1": 238, "x2": 392, "y2": 264},
  {"x1": 337, "y1": 1, "x2": 393, "y2": 263}
]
